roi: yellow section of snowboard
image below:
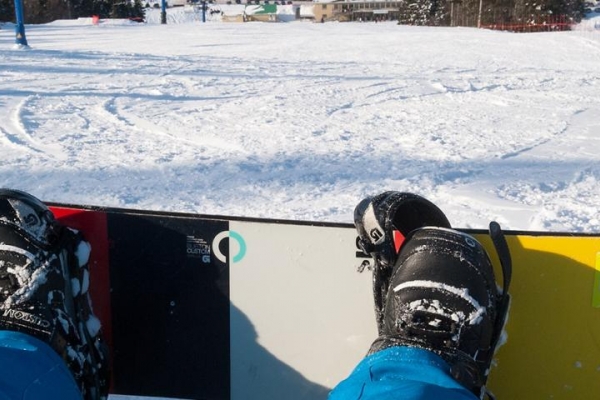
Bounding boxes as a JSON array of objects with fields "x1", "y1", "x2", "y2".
[{"x1": 474, "y1": 234, "x2": 600, "y2": 399}]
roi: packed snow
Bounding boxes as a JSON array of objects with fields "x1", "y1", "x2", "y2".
[{"x1": 1, "y1": 10, "x2": 600, "y2": 233}]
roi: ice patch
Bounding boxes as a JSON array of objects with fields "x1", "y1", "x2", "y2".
[
  {"x1": 394, "y1": 280, "x2": 486, "y2": 325},
  {"x1": 428, "y1": 318, "x2": 442, "y2": 327},
  {"x1": 408, "y1": 298, "x2": 468, "y2": 328},
  {"x1": 86, "y1": 314, "x2": 102, "y2": 337},
  {"x1": 81, "y1": 269, "x2": 90, "y2": 294},
  {"x1": 56, "y1": 309, "x2": 71, "y2": 333},
  {"x1": 1, "y1": 250, "x2": 53, "y2": 307},
  {"x1": 66, "y1": 345, "x2": 86, "y2": 367},
  {"x1": 75, "y1": 238, "x2": 92, "y2": 267},
  {"x1": 71, "y1": 277, "x2": 81, "y2": 296}
]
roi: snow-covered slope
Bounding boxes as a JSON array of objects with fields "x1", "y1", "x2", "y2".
[{"x1": 1, "y1": 16, "x2": 600, "y2": 232}]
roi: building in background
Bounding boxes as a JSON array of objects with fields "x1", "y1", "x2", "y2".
[{"x1": 313, "y1": 0, "x2": 402, "y2": 22}]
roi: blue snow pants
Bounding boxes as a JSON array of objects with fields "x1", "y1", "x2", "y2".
[
  {"x1": 0, "y1": 330, "x2": 81, "y2": 400},
  {"x1": 0, "y1": 332, "x2": 476, "y2": 400},
  {"x1": 329, "y1": 346, "x2": 478, "y2": 400}
]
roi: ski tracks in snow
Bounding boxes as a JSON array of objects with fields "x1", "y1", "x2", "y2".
[
  {"x1": 2, "y1": 22, "x2": 600, "y2": 230},
  {"x1": 494, "y1": 107, "x2": 600, "y2": 232},
  {"x1": 334, "y1": 61, "x2": 600, "y2": 232},
  {"x1": 0, "y1": 96, "x2": 50, "y2": 157}
]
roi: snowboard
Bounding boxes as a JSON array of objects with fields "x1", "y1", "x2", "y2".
[{"x1": 48, "y1": 203, "x2": 600, "y2": 400}]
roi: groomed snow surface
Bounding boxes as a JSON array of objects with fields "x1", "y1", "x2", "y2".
[{"x1": 1, "y1": 10, "x2": 600, "y2": 232}]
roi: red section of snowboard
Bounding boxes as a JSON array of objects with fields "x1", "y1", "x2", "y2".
[{"x1": 49, "y1": 207, "x2": 113, "y2": 362}]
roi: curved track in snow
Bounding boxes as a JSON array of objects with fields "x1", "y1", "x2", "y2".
[{"x1": 1, "y1": 20, "x2": 600, "y2": 231}]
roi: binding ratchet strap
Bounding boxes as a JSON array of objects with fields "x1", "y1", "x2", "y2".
[
  {"x1": 467, "y1": 222, "x2": 512, "y2": 400},
  {"x1": 487, "y1": 221, "x2": 512, "y2": 349},
  {"x1": 489, "y1": 221, "x2": 512, "y2": 299}
]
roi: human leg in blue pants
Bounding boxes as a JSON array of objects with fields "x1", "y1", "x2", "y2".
[
  {"x1": 0, "y1": 189, "x2": 110, "y2": 399},
  {"x1": 0, "y1": 331, "x2": 82, "y2": 400},
  {"x1": 330, "y1": 192, "x2": 511, "y2": 400},
  {"x1": 330, "y1": 346, "x2": 477, "y2": 400}
]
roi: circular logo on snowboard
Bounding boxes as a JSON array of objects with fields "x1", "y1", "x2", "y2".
[{"x1": 213, "y1": 230, "x2": 247, "y2": 263}]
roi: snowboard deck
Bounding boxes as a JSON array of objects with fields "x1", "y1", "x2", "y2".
[{"x1": 48, "y1": 203, "x2": 600, "y2": 400}]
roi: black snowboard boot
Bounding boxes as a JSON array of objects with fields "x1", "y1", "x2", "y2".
[
  {"x1": 354, "y1": 192, "x2": 511, "y2": 399},
  {"x1": 354, "y1": 191, "x2": 452, "y2": 334},
  {"x1": 0, "y1": 189, "x2": 110, "y2": 400}
]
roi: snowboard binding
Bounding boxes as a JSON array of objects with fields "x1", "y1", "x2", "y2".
[
  {"x1": 354, "y1": 192, "x2": 511, "y2": 399},
  {"x1": 0, "y1": 189, "x2": 110, "y2": 400}
]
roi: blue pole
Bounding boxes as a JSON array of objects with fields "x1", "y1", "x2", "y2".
[
  {"x1": 202, "y1": 1, "x2": 206, "y2": 23},
  {"x1": 14, "y1": 0, "x2": 29, "y2": 47},
  {"x1": 161, "y1": 0, "x2": 167, "y2": 24}
]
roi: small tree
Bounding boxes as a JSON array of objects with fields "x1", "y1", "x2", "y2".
[
  {"x1": 398, "y1": 0, "x2": 450, "y2": 25},
  {"x1": 110, "y1": 0, "x2": 145, "y2": 19},
  {"x1": 131, "y1": 0, "x2": 144, "y2": 19}
]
